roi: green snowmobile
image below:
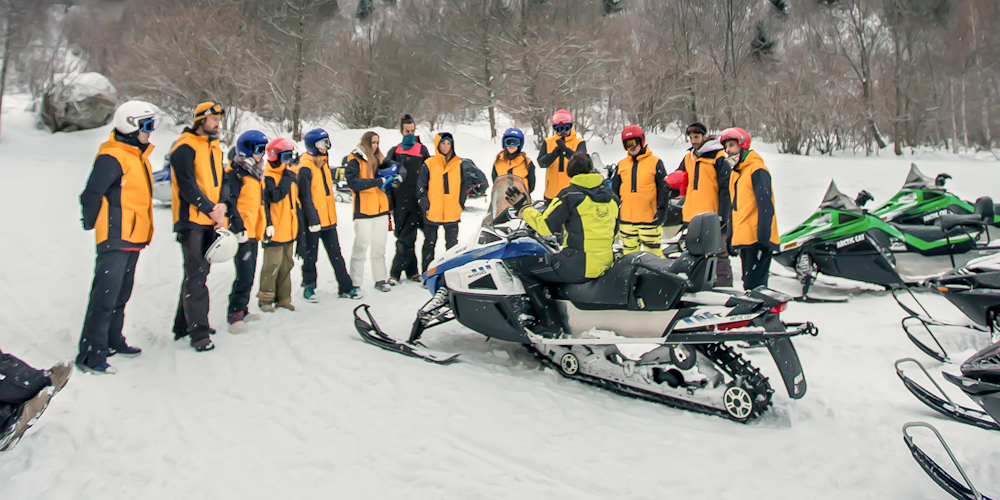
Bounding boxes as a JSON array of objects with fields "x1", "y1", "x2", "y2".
[
  {"x1": 872, "y1": 163, "x2": 1000, "y2": 226},
  {"x1": 774, "y1": 181, "x2": 999, "y2": 298}
]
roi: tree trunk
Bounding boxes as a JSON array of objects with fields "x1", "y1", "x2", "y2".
[
  {"x1": 950, "y1": 79, "x2": 960, "y2": 154},
  {"x1": 292, "y1": 13, "x2": 306, "y2": 141},
  {"x1": 891, "y1": 25, "x2": 903, "y2": 156},
  {"x1": 0, "y1": 13, "x2": 12, "y2": 141},
  {"x1": 961, "y1": 74, "x2": 968, "y2": 151}
]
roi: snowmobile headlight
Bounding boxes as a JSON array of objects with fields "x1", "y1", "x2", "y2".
[{"x1": 782, "y1": 241, "x2": 799, "y2": 251}]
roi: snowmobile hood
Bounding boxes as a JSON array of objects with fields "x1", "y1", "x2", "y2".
[
  {"x1": 902, "y1": 163, "x2": 941, "y2": 190},
  {"x1": 818, "y1": 180, "x2": 861, "y2": 212},
  {"x1": 695, "y1": 139, "x2": 723, "y2": 156},
  {"x1": 961, "y1": 341, "x2": 1000, "y2": 381},
  {"x1": 961, "y1": 253, "x2": 1000, "y2": 273},
  {"x1": 570, "y1": 173, "x2": 614, "y2": 202}
]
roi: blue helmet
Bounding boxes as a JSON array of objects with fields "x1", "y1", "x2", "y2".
[
  {"x1": 303, "y1": 128, "x2": 330, "y2": 156},
  {"x1": 502, "y1": 127, "x2": 524, "y2": 152},
  {"x1": 235, "y1": 130, "x2": 269, "y2": 158}
]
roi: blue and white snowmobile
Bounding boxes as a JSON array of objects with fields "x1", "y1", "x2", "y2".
[{"x1": 354, "y1": 175, "x2": 818, "y2": 423}]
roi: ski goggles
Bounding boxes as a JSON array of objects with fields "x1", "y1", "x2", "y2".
[
  {"x1": 251, "y1": 143, "x2": 267, "y2": 156},
  {"x1": 195, "y1": 102, "x2": 225, "y2": 119},
  {"x1": 503, "y1": 136, "x2": 522, "y2": 148},
  {"x1": 138, "y1": 117, "x2": 156, "y2": 133},
  {"x1": 553, "y1": 124, "x2": 572, "y2": 134},
  {"x1": 277, "y1": 150, "x2": 295, "y2": 163},
  {"x1": 623, "y1": 137, "x2": 642, "y2": 149},
  {"x1": 438, "y1": 132, "x2": 454, "y2": 143},
  {"x1": 315, "y1": 137, "x2": 331, "y2": 151}
]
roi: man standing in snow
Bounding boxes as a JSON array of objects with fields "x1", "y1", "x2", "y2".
[
  {"x1": 612, "y1": 124, "x2": 669, "y2": 257},
  {"x1": 386, "y1": 114, "x2": 430, "y2": 284},
  {"x1": 77, "y1": 100, "x2": 157, "y2": 374},
  {"x1": 670, "y1": 122, "x2": 733, "y2": 286},
  {"x1": 721, "y1": 127, "x2": 778, "y2": 290},
  {"x1": 169, "y1": 102, "x2": 229, "y2": 352}
]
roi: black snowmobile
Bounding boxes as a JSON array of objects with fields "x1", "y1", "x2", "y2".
[
  {"x1": 461, "y1": 158, "x2": 489, "y2": 199},
  {"x1": 354, "y1": 176, "x2": 818, "y2": 423},
  {"x1": 894, "y1": 254, "x2": 1000, "y2": 362}
]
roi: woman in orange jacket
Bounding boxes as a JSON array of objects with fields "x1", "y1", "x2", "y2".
[
  {"x1": 492, "y1": 127, "x2": 535, "y2": 194},
  {"x1": 224, "y1": 130, "x2": 268, "y2": 333},
  {"x1": 417, "y1": 132, "x2": 468, "y2": 273},
  {"x1": 345, "y1": 131, "x2": 401, "y2": 293}
]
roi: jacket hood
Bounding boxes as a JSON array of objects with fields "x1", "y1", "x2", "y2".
[
  {"x1": 696, "y1": 139, "x2": 723, "y2": 156},
  {"x1": 351, "y1": 145, "x2": 367, "y2": 162},
  {"x1": 434, "y1": 133, "x2": 456, "y2": 157},
  {"x1": 570, "y1": 173, "x2": 614, "y2": 202}
]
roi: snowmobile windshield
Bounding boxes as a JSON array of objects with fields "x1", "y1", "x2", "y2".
[
  {"x1": 902, "y1": 163, "x2": 940, "y2": 190},
  {"x1": 484, "y1": 174, "x2": 530, "y2": 227},
  {"x1": 817, "y1": 180, "x2": 860, "y2": 212}
]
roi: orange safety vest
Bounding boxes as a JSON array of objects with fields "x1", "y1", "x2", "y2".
[
  {"x1": 93, "y1": 133, "x2": 155, "y2": 248},
  {"x1": 542, "y1": 129, "x2": 583, "y2": 199},
  {"x1": 729, "y1": 150, "x2": 779, "y2": 247}
]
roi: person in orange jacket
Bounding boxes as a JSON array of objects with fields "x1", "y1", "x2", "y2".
[
  {"x1": 492, "y1": 127, "x2": 535, "y2": 194},
  {"x1": 257, "y1": 138, "x2": 300, "y2": 312},
  {"x1": 298, "y1": 128, "x2": 361, "y2": 302},
  {"x1": 538, "y1": 109, "x2": 587, "y2": 202},
  {"x1": 345, "y1": 131, "x2": 400, "y2": 293},
  {"x1": 612, "y1": 125, "x2": 669, "y2": 257},
  {"x1": 671, "y1": 122, "x2": 733, "y2": 286},
  {"x1": 223, "y1": 130, "x2": 268, "y2": 334},
  {"x1": 721, "y1": 127, "x2": 778, "y2": 291},
  {"x1": 77, "y1": 101, "x2": 157, "y2": 374},
  {"x1": 417, "y1": 132, "x2": 469, "y2": 273}
]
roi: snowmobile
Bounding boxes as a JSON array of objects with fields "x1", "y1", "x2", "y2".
[
  {"x1": 893, "y1": 254, "x2": 1000, "y2": 362},
  {"x1": 902, "y1": 422, "x2": 996, "y2": 500},
  {"x1": 461, "y1": 158, "x2": 490, "y2": 199},
  {"x1": 874, "y1": 163, "x2": 1000, "y2": 227},
  {"x1": 774, "y1": 180, "x2": 999, "y2": 298},
  {"x1": 354, "y1": 175, "x2": 818, "y2": 423},
  {"x1": 333, "y1": 155, "x2": 353, "y2": 203}
]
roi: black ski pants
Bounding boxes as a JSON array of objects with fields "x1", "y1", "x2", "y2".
[
  {"x1": 173, "y1": 227, "x2": 215, "y2": 344},
  {"x1": 739, "y1": 244, "x2": 773, "y2": 291},
  {"x1": 505, "y1": 250, "x2": 588, "y2": 332},
  {"x1": 76, "y1": 249, "x2": 140, "y2": 367},
  {"x1": 301, "y1": 226, "x2": 354, "y2": 294},
  {"x1": 391, "y1": 206, "x2": 422, "y2": 280},
  {"x1": 422, "y1": 222, "x2": 459, "y2": 273},
  {"x1": 228, "y1": 239, "x2": 258, "y2": 317},
  {"x1": 0, "y1": 350, "x2": 49, "y2": 433}
]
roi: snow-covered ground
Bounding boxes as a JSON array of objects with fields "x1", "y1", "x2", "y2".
[{"x1": 1, "y1": 94, "x2": 998, "y2": 498}]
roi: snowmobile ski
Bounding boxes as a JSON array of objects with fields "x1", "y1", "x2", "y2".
[
  {"x1": 903, "y1": 422, "x2": 996, "y2": 500},
  {"x1": 792, "y1": 295, "x2": 848, "y2": 304},
  {"x1": 895, "y1": 358, "x2": 999, "y2": 431},
  {"x1": 893, "y1": 281, "x2": 994, "y2": 363},
  {"x1": 354, "y1": 305, "x2": 459, "y2": 364}
]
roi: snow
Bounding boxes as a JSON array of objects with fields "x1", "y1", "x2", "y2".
[{"x1": 1, "y1": 93, "x2": 999, "y2": 498}]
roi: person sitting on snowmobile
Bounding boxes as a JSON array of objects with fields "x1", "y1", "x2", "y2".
[
  {"x1": 503, "y1": 152, "x2": 620, "y2": 333},
  {"x1": 1, "y1": 348, "x2": 71, "y2": 451},
  {"x1": 722, "y1": 127, "x2": 778, "y2": 291}
]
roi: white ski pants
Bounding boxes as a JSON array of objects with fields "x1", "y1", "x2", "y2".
[{"x1": 350, "y1": 215, "x2": 389, "y2": 286}]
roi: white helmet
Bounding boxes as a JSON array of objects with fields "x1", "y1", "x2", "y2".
[
  {"x1": 205, "y1": 229, "x2": 239, "y2": 264},
  {"x1": 112, "y1": 100, "x2": 157, "y2": 135}
]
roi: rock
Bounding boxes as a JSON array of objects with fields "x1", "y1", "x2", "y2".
[{"x1": 40, "y1": 72, "x2": 117, "y2": 132}]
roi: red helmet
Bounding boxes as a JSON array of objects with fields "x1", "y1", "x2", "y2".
[
  {"x1": 551, "y1": 109, "x2": 573, "y2": 127},
  {"x1": 719, "y1": 127, "x2": 751, "y2": 150},
  {"x1": 621, "y1": 124, "x2": 645, "y2": 149},
  {"x1": 266, "y1": 137, "x2": 295, "y2": 162}
]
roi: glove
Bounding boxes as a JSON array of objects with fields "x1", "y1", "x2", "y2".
[
  {"x1": 556, "y1": 138, "x2": 567, "y2": 152},
  {"x1": 419, "y1": 198, "x2": 430, "y2": 212},
  {"x1": 309, "y1": 224, "x2": 321, "y2": 233},
  {"x1": 265, "y1": 226, "x2": 275, "y2": 238},
  {"x1": 725, "y1": 155, "x2": 739, "y2": 167},
  {"x1": 390, "y1": 174, "x2": 403, "y2": 188},
  {"x1": 505, "y1": 187, "x2": 528, "y2": 213},
  {"x1": 235, "y1": 231, "x2": 248, "y2": 244}
]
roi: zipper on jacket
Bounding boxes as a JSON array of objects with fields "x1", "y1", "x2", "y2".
[
  {"x1": 209, "y1": 146, "x2": 219, "y2": 187},
  {"x1": 630, "y1": 159, "x2": 638, "y2": 193}
]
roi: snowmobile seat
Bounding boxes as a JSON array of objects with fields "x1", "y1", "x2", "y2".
[
  {"x1": 666, "y1": 213, "x2": 724, "y2": 292},
  {"x1": 939, "y1": 198, "x2": 993, "y2": 232},
  {"x1": 892, "y1": 223, "x2": 976, "y2": 243}
]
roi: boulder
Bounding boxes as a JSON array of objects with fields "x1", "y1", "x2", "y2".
[{"x1": 40, "y1": 72, "x2": 117, "y2": 132}]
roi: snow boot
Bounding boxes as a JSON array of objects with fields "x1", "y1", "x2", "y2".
[
  {"x1": 339, "y1": 287, "x2": 364, "y2": 300},
  {"x1": 386, "y1": 277, "x2": 399, "y2": 286},
  {"x1": 77, "y1": 362, "x2": 116, "y2": 375},
  {"x1": 228, "y1": 321, "x2": 250, "y2": 334},
  {"x1": 375, "y1": 281, "x2": 391, "y2": 293},
  {"x1": 259, "y1": 301, "x2": 276, "y2": 313},
  {"x1": 277, "y1": 303, "x2": 296, "y2": 312},
  {"x1": 192, "y1": 338, "x2": 215, "y2": 352},
  {"x1": 244, "y1": 312, "x2": 261, "y2": 322},
  {"x1": 408, "y1": 274, "x2": 422, "y2": 283},
  {"x1": 110, "y1": 345, "x2": 142, "y2": 358},
  {"x1": 0, "y1": 388, "x2": 52, "y2": 452},
  {"x1": 47, "y1": 361, "x2": 72, "y2": 394},
  {"x1": 303, "y1": 287, "x2": 319, "y2": 303}
]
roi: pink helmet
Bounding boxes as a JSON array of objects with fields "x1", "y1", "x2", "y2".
[
  {"x1": 266, "y1": 137, "x2": 295, "y2": 162},
  {"x1": 551, "y1": 109, "x2": 573, "y2": 127},
  {"x1": 719, "y1": 127, "x2": 751, "y2": 150}
]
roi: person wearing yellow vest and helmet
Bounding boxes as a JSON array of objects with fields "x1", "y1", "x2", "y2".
[
  {"x1": 297, "y1": 128, "x2": 361, "y2": 303},
  {"x1": 169, "y1": 101, "x2": 229, "y2": 353},
  {"x1": 258, "y1": 138, "x2": 300, "y2": 312},
  {"x1": 76, "y1": 100, "x2": 157, "y2": 374},
  {"x1": 722, "y1": 127, "x2": 779, "y2": 291},
  {"x1": 345, "y1": 131, "x2": 399, "y2": 293},
  {"x1": 222, "y1": 130, "x2": 268, "y2": 334},
  {"x1": 537, "y1": 109, "x2": 587, "y2": 202},
  {"x1": 492, "y1": 127, "x2": 536, "y2": 194},
  {"x1": 612, "y1": 125, "x2": 669, "y2": 257},
  {"x1": 504, "y1": 153, "x2": 620, "y2": 334},
  {"x1": 669, "y1": 122, "x2": 733, "y2": 286},
  {"x1": 417, "y1": 132, "x2": 468, "y2": 274}
]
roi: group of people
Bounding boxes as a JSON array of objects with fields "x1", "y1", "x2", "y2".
[{"x1": 63, "y1": 101, "x2": 775, "y2": 373}]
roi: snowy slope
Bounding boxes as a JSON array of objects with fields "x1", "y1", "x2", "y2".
[{"x1": 1, "y1": 94, "x2": 998, "y2": 499}]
